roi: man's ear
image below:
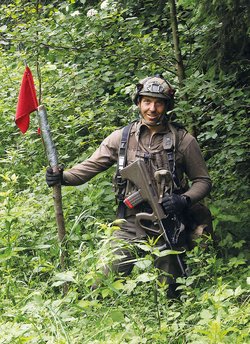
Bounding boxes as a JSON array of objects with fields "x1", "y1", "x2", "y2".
[{"x1": 137, "y1": 97, "x2": 141, "y2": 108}]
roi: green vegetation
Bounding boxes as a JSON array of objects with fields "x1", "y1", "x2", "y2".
[{"x1": 0, "y1": 0, "x2": 249, "y2": 342}]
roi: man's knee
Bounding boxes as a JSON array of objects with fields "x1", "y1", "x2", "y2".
[
  {"x1": 186, "y1": 202, "x2": 215, "y2": 249},
  {"x1": 111, "y1": 247, "x2": 135, "y2": 276}
]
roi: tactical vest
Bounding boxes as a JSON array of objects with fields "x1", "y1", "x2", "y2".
[{"x1": 115, "y1": 121, "x2": 182, "y2": 218}]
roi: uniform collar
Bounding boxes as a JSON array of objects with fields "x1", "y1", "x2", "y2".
[{"x1": 133, "y1": 119, "x2": 171, "y2": 141}]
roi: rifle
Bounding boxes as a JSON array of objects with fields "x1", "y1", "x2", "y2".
[{"x1": 120, "y1": 159, "x2": 187, "y2": 276}]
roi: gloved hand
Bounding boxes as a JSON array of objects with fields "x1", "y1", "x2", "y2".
[
  {"x1": 162, "y1": 193, "x2": 190, "y2": 214},
  {"x1": 46, "y1": 166, "x2": 64, "y2": 187}
]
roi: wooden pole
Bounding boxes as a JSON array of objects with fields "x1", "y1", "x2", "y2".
[{"x1": 37, "y1": 105, "x2": 68, "y2": 293}]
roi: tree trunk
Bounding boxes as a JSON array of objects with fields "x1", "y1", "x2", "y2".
[
  {"x1": 169, "y1": 0, "x2": 198, "y2": 137},
  {"x1": 169, "y1": 0, "x2": 185, "y2": 86}
]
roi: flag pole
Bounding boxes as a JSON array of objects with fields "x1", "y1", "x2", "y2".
[
  {"x1": 37, "y1": 105, "x2": 68, "y2": 286},
  {"x1": 34, "y1": 60, "x2": 67, "y2": 272},
  {"x1": 15, "y1": 63, "x2": 68, "y2": 293},
  {"x1": 34, "y1": 58, "x2": 68, "y2": 293}
]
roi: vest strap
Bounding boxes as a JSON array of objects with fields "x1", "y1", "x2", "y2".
[{"x1": 116, "y1": 122, "x2": 134, "y2": 218}]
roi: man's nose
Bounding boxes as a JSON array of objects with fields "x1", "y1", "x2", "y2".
[{"x1": 149, "y1": 102, "x2": 156, "y2": 111}]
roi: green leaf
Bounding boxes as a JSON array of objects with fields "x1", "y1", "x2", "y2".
[
  {"x1": 51, "y1": 280, "x2": 65, "y2": 287},
  {"x1": 136, "y1": 272, "x2": 156, "y2": 283},
  {"x1": 101, "y1": 288, "x2": 112, "y2": 299},
  {"x1": 134, "y1": 259, "x2": 152, "y2": 269},
  {"x1": 111, "y1": 280, "x2": 124, "y2": 290},
  {"x1": 110, "y1": 310, "x2": 124, "y2": 323},
  {"x1": 156, "y1": 249, "x2": 185, "y2": 257},
  {"x1": 135, "y1": 243, "x2": 152, "y2": 252},
  {"x1": 200, "y1": 309, "x2": 213, "y2": 321},
  {"x1": 54, "y1": 271, "x2": 76, "y2": 283}
]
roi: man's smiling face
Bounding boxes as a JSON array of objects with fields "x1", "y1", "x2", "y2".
[{"x1": 138, "y1": 96, "x2": 167, "y2": 127}]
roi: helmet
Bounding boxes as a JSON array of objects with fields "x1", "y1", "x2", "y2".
[{"x1": 133, "y1": 75, "x2": 175, "y2": 110}]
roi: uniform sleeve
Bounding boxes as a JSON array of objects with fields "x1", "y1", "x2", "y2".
[
  {"x1": 63, "y1": 129, "x2": 122, "y2": 186},
  {"x1": 181, "y1": 134, "x2": 212, "y2": 204}
]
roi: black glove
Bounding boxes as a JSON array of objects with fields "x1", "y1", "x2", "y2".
[
  {"x1": 162, "y1": 193, "x2": 190, "y2": 214},
  {"x1": 46, "y1": 166, "x2": 64, "y2": 187}
]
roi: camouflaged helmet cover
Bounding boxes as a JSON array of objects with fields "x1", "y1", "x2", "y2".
[{"x1": 133, "y1": 75, "x2": 175, "y2": 110}]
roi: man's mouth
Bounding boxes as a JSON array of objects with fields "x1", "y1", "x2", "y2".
[{"x1": 147, "y1": 114, "x2": 158, "y2": 120}]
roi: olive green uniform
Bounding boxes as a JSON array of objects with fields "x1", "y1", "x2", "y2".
[{"x1": 64, "y1": 120, "x2": 212, "y2": 281}]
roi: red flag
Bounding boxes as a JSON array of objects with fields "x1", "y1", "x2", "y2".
[{"x1": 15, "y1": 66, "x2": 38, "y2": 134}]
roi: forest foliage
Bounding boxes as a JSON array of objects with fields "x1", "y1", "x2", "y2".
[{"x1": 0, "y1": 0, "x2": 249, "y2": 343}]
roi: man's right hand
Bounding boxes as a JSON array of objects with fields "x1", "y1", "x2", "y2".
[
  {"x1": 162, "y1": 193, "x2": 189, "y2": 214},
  {"x1": 46, "y1": 166, "x2": 64, "y2": 187}
]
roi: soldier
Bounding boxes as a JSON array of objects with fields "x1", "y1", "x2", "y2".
[{"x1": 46, "y1": 75, "x2": 212, "y2": 298}]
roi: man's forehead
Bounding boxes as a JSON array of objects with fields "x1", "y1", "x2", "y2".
[{"x1": 140, "y1": 95, "x2": 166, "y2": 102}]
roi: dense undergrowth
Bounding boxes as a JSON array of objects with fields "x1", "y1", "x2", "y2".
[{"x1": 0, "y1": 169, "x2": 249, "y2": 343}]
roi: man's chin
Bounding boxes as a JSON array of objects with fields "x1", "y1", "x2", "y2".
[
  {"x1": 147, "y1": 117, "x2": 159, "y2": 122},
  {"x1": 143, "y1": 119, "x2": 161, "y2": 126}
]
